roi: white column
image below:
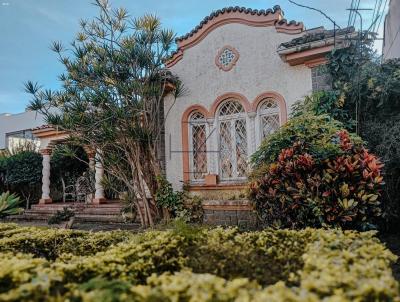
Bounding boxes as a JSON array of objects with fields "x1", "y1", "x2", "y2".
[
  {"x1": 88, "y1": 155, "x2": 95, "y2": 171},
  {"x1": 247, "y1": 112, "x2": 257, "y2": 157},
  {"x1": 87, "y1": 152, "x2": 96, "y2": 203},
  {"x1": 93, "y1": 152, "x2": 106, "y2": 204},
  {"x1": 39, "y1": 149, "x2": 52, "y2": 204},
  {"x1": 207, "y1": 118, "x2": 218, "y2": 175}
]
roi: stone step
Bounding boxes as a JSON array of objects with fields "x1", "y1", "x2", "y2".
[
  {"x1": 6, "y1": 213, "x2": 128, "y2": 224},
  {"x1": 31, "y1": 203, "x2": 124, "y2": 210},
  {"x1": 25, "y1": 208, "x2": 123, "y2": 215},
  {"x1": 74, "y1": 214, "x2": 126, "y2": 223}
]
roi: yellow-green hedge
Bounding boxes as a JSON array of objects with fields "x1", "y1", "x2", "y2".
[
  {"x1": 0, "y1": 223, "x2": 133, "y2": 259},
  {"x1": 0, "y1": 223, "x2": 398, "y2": 301}
]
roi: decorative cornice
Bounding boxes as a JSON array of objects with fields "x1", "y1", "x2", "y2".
[
  {"x1": 275, "y1": 19, "x2": 304, "y2": 34},
  {"x1": 176, "y1": 6, "x2": 283, "y2": 43},
  {"x1": 165, "y1": 5, "x2": 305, "y2": 68}
]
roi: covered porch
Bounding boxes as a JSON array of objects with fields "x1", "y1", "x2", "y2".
[{"x1": 32, "y1": 125, "x2": 108, "y2": 205}]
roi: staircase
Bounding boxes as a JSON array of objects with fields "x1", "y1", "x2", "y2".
[{"x1": 5, "y1": 201, "x2": 140, "y2": 229}]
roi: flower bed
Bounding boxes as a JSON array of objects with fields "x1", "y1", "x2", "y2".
[{"x1": 0, "y1": 223, "x2": 398, "y2": 301}]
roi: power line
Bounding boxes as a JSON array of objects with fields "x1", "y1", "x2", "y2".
[
  {"x1": 374, "y1": 0, "x2": 389, "y2": 33},
  {"x1": 347, "y1": 0, "x2": 356, "y2": 27},
  {"x1": 371, "y1": 0, "x2": 383, "y2": 31},
  {"x1": 288, "y1": 0, "x2": 341, "y2": 29}
]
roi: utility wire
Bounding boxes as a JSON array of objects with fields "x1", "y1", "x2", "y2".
[
  {"x1": 375, "y1": 0, "x2": 389, "y2": 33},
  {"x1": 348, "y1": 0, "x2": 356, "y2": 27},
  {"x1": 371, "y1": 0, "x2": 382, "y2": 31},
  {"x1": 288, "y1": 0, "x2": 341, "y2": 29}
]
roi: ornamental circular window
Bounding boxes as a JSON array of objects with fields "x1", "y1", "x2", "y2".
[{"x1": 215, "y1": 46, "x2": 239, "y2": 71}]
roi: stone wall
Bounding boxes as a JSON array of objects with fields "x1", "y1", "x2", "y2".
[
  {"x1": 202, "y1": 200, "x2": 257, "y2": 228},
  {"x1": 311, "y1": 65, "x2": 332, "y2": 91}
]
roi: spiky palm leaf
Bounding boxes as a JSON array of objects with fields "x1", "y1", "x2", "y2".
[{"x1": 0, "y1": 192, "x2": 23, "y2": 218}]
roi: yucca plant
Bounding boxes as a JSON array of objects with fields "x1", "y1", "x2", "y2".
[{"x1": 0, "y1": 192, "x2": 23, "y2": 218}]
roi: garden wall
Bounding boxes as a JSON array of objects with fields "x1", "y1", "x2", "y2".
[{"x1": 202, "y1": 199, "x2": 257, "y2": 228}]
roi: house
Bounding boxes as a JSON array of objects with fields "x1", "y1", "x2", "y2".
[
  {"x1": 18, "y1": 5, "x2": 355, "y2": 226},
  {"x1": 383, "y1": 0, "x2": 400, "y2": 60},
  {"x1": 0, "y1": 111, "x2": 44, "y2": 152},
  {"x1": 163, "y1": 6, "x2": 355, "y2": 200}
]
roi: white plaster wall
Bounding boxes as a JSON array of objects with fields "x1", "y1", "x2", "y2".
[
  {"x1": 383, "y1": 0, "x2": 400, "y2": 60},
  {"x1": 0, "y1": 111, "x2": 45, "y2": 149},
  {"x1": 165, "y1": 23, "x2": 312, "y2": 190}
]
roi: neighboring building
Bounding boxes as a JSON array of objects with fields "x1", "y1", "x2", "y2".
[
  {"x1": 163, "y1": 6, "x2": 355, "y2": 192},
  {"x1": 383, "y1": 0, "x2": 400, "y2": 60},
  {"x1": 0, "y1": 111, "x2": 45, "y2": 152}
]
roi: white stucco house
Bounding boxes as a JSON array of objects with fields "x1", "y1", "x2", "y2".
[
  {"x1": 0, "y1": 110, "x2": 45, "y2": 151},
  {"x1": 15, "y1": 6, "x2": 355, "y2": 220},
  {"x1": 163, "y1": 5, "x2": 355, "y2": 194},
  {"x1": 383, "y1": 0, "x2": 400, "y2": 60}
]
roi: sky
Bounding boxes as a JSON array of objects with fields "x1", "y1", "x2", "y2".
[{"x1": 0, "y1": 0, "x2": 387, "y2": 113}]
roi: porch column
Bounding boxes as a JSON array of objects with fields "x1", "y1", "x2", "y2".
[
  {"x1": 88, "y1": 152, "x2": 95, "y2": 171},
  {"x1": 39, "y1": 148, "x2": 52, "y2": 204},
  {"x1": 93, "y1": 152, "x2": 106, "y2": 204}
]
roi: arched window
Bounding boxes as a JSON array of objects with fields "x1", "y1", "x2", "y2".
[
  {"x1": 189, "y1": 112, "x2": 207, "y2": 181},
  {"x1": 217, "y1": 100, "x2": 248, "y2": 180},
  {"x1": 257, "y1": 98, "x2": 280, "y2": 140}
]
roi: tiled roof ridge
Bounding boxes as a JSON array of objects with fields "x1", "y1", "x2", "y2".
[
  {"x1": 279, "y1": 26, "x2": 355, "y2": 49},
  {"x1": 276, "y1": 18, "x2": 302, "y2": 27},
  {"x1": 176, "y1": 5, "x2": 283, "y2": 42}
]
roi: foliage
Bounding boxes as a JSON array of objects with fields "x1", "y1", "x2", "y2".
[
  {"x1": 0, "y1": 192, "x2": 23, "y2": 218},
  {"x1": 249, "y1": 115, "x2": 383, "y2": 230},
  {"x1": 0, "y1": 223, "x2": 132, "y2": 259},
  {"x1": 155, "y1": 176, "x2": 204, "y2": 223},
  {"x1": 47, "y1": 207, "x2": 75, "y2": 225},
  {"x1": 0, "y1": 151, "x2": 42, "y2": 208},
  {"x1": 322, "y1": 44, "x2": 400, "y2": 230},
  {"x1": 50, "y1": 145, "x2": 89, "y2": 192},
  {"x1": 291, "y1": 90, "x2": 355, "y2": 130},
  {"x1": 251, "y1": 113, "x2": 361, "y2": 168},
  {"x1": 179, "y1": 195, "x2": 204, "y2": 223},
  {"x1": 0, "y1": 147, "x2": 87, "y2": 207},
  {"x1": 26, "y1": 0, "x2": 182, "y2": 227},
  {"x1": 155, "y1": 175, "x2": 184, "y2": 217},
  {"x1": 0, "y1": 223, "x2": 397, "y2": 301}
]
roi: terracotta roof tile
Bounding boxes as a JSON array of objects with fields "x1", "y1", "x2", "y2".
[
  {"x1": 175, "y1": 5, "x2": 282, "y2": 42},
  {"x1": 279, "y1": 26, "x2": 355, "y2": 49},
  {"x1": 31, "y1": 124, "x2": 53, "y2": 131}
]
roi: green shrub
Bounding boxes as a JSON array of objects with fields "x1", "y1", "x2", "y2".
[
  {"x1": 0, "y1": 223, "x2": 398, "y2": 301},
  {"x1": 0, "y1": 224, "x2": 132, "y2": 259},
  {"x1": 155, "y1": 175, "x2": 184, "y2": 218},
  {"x1": 0, "y1": 151, "x2": 42, "y2": 208},
  {"x1": 0, "y1": 192, "x2": 23, "y2": 218},
  {"x1": 47, "y1": 207, "x2": 75, "y2": 225},
  {"x1": 249, "y1": 114, "x2": 384, "y2": 230},
  {"x1": 250, "y1": 114, "x2": 360, "y2": 167}
]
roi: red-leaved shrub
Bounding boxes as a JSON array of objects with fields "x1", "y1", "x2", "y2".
[{"x1": 249, "y1": 130, "x2": 384, "y2": 230}]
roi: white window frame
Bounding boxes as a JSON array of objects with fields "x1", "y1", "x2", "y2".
[
  {"x1": 216, "y1": 101, "x2": 248, "y2": 182},
  {"x1": 255, "y1": 99, "x2": 281, "y2": 149},
  {"x1": 188, "y1": 113, "x2": 208, "y2": 183}
]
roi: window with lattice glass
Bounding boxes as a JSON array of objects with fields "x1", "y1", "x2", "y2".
[
  {"x1": 217, "y1": 100, "x2": 248, "y2": 180},
  {"x1": 216, "y1": 46, "x2": 239, "y2": 71},
  {"x1": 258, "y1": 99, "x2": 280, "y2": 139},
  {"x1": 189, "y1": 112, "x2": 207, "y2": 181}
]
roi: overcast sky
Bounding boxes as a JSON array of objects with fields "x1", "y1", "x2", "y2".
[{"x1": 0, "y1": 0, "x2": 387, "y2": 113}]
